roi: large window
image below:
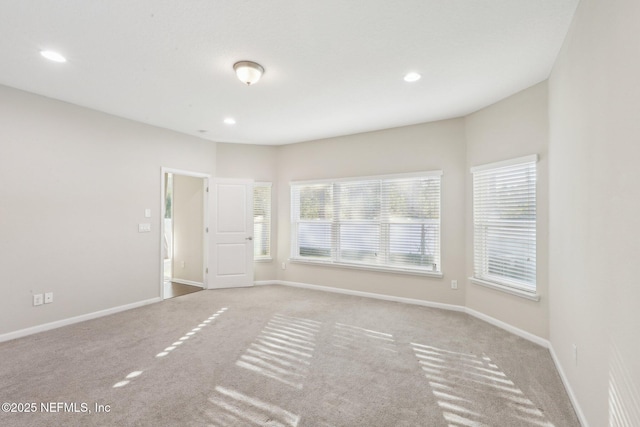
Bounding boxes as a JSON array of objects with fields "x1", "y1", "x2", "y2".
[
  {"x1": 290, "y1": 172, "x2": 442, "y2": 275},
  {"x1": 253, "y1": 182, "x2": 272, "y2": 260},
  {"x1": 471, "y1": 155, "x2": 537, "y2": 294}
]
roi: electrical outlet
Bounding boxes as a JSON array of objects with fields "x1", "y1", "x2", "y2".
[
  {"x1": 281, "y1": 262, "x2": 286, "y2": 270},
  {"x1": 33, "y1": 294, "x2": 43, "y2": 306},
  {"x1": 451, "y1": 280, "x2": 458, "y2": 290},
  {"x1": 44, "y1": 292, "x2": 53, "y2": 304}
]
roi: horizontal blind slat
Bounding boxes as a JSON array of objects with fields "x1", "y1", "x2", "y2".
[
  {"x1": 472, "y1": 157, "x2": 537, "y2": 289},
  {"x1": 291, "y1": 173, "x2": 441, "y2": 272}
]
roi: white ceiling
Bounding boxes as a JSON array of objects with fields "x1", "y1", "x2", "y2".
[{"x1": 0, "y1": 1, "x2": 578, "y2": 145}]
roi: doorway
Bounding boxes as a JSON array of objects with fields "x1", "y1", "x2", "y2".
[{"x1": 161, "y1": 168, "x2": 210, "y2": 299}]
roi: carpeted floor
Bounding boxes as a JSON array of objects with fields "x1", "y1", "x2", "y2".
[{"x1": 0, "y1": 285, "x2": 579, "y2": 426}]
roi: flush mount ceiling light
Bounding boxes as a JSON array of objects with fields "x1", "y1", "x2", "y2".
[
  {"x1": 404, "y1": 72, "x2": 421, "y2": 82},
  {"x1": 223, "y1": 117, "x2": 236, "y2": 125},
  {"x1": 233, "y1": 61, "x2": 264, "y2": 85},
  {"x1": 40, "y1": 50, "x2": 67, "y2": 63}
]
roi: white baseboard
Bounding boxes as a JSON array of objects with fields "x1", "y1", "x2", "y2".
[
  {"x1": 274, "y1": 280, "x2": 466, "y2": 313},
  {"x1": 171, "y1": 278, "x2": 204, "y2": 287},
  {"x1": 255, "y1": 280, "x2": 280, "y2": 286},
  {"x1": 0, "y1": 297, "x2": 162, "y2": 343},
  {"x1": 261, "y1": 280, "x2": 550, "y2": 344},
  {"x1": 465, "y1": 307, "x2": 550, "y2": 348},
  {"x1": 549, "y1": 344, "x2": 589, "y2": 427}
]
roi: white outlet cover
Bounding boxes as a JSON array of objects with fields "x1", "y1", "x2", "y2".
[{"x1": 33, "y1": 294, "x2": 43, "y2": 306}]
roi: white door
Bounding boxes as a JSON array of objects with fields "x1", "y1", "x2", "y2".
[{"x1": 211, "y1": 179, "x2": 254, "y2": 288}]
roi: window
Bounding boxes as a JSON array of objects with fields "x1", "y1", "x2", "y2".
[
  {"x1": 290, "y1": 171, "x2": 442, "y2": 275},
  {"x1": 471, "y1": 155, "x2": 537, "y2": 295},
  {"x1": 253, "y1": 182, "x2": 272, "y2": 260}
]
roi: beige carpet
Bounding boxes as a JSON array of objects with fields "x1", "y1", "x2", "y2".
[{"x1": 0, "y1": 285, "x2": 579, "y2": 426}]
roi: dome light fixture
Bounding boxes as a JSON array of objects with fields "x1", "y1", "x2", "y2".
[{"x1": 233, "y1": 61, "x2": 264, "y2": 85}]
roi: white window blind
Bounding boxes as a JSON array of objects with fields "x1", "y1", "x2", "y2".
[
  {"x1": 472, "y1": 155, "x2": 537, "y2": 292},
  {"x1": 291, "y1": 172, "x2": 441, "y2": 274},
  {"x1": 253, "y1": 182, "x2": 272, "y2": 260}
]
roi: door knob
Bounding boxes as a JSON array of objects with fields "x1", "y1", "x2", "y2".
[{"x1": 246, "y1": 236, "x2": 253, "y2": 241}]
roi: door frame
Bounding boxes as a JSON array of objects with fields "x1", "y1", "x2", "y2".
[{"x1": 160, "y1": 167, "x2": 211, "y2": 299}]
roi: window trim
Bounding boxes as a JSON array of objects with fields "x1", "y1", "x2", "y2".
[
  {"x1": 291, "y1": 170, "x2": 443, "y2": 185},
  {"x1": 469, "y1": 277, "x2": 540, "y2": 301},
  {"x1": 471, "y1": 154, "x2": 538, "y2": 300},
  {"x1": 290, "y1": 170, "x2": 443, "y2": 276},
  {"x1": 253, "y1": 181, "x2": 272, "y2": 262},
  {"x1": 290, "y1": 257, "x2": 444, "y2": 278},
  {"x1": 470, "y1": 154, "x2": 538, "y2": 174}
]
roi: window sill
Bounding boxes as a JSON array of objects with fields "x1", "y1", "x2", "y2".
[
  {"x1": 469, "y1": 277, "x2": 540, "y2": 301},
  {"x1": 254, "y1": 257, "x2": 273, "y2": 263},
  {"x1": 290, "y1": 258, "x2": 443, "y2": 278}
]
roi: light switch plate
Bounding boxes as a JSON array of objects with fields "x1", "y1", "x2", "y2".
[
  {"x1": 44, "y1": 292, "x2": 53, "y2": 304},
  {"x1": 144, "y1": 208, "x2": 151, "y2": 218},
  {"x1": 138, "y1": 223, "x2": 151, "y2": 233}
]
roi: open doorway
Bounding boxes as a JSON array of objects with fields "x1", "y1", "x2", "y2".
[{"x1": 161, "y1": 169, "x2": 209, "y2": 299}]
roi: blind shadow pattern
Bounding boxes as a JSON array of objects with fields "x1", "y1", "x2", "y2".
[
  {"x1": 332, "y1": 322, "x2": 398, "y2": 354},
  {"x1": 206, "y1": 386, "x2": 300, "y2": 427},
  {"x1": 112, "y1": 307, "x2": 228, "y2": 389},
  {"x1": 608, "y1": 340, "x2": 640, "y2": 427},
  {"x1": 411, "y1": 342, "x2": 555, "y2": 427},
  {"x1": 235, "y1": 314, "x2": 321, "y2": 390}
]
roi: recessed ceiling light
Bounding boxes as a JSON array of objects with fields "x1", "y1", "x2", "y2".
[
  {"x1": 224, "y1": 118, "x2": 236, "y2": 125},
  {"x1": 404, "y1": 72, "x2": 421, "y2": 82},
  {"x1": 40, "y1": 50, "x2": 67, "y2": 63}
]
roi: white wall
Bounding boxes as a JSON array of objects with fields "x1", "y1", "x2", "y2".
[
  {"x1": 0, "y1": 85, "x2": 217, "y2": 335},
  {"x1": 465, "y1": 81, "x2": 550, "y2": 339},
  {"x1": 276, "y1": 119, "x2": 467, "y2": 305},
  {"x1": 216, "y1": 143, "x2": 279, "y2": 281},
  {"x1": 172, "y1": 174, "x2": 204, "y2": 284},
  {"x1": 548, "y1": 0, "x2": 640, "y2": 425}
]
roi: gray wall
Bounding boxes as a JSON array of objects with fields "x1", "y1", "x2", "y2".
[
  {"x1": 215, "y1": 143, "x2": 279, "y2": 282},
  {"x1": 465, "y1": 81, "x2": 549, "y2": 338},
  {"x1": 274, "y1": 119, "x2": 468, "y2": 306},
  {"x1": 549, "y1": 0, "x2": 640, "y2": 424},
  {"x1": 0, "y1": 85, "x2": 217, "y2": 335},
  {"x1": 215, "y1": 89, "x2": 550, "y2": 335}
]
